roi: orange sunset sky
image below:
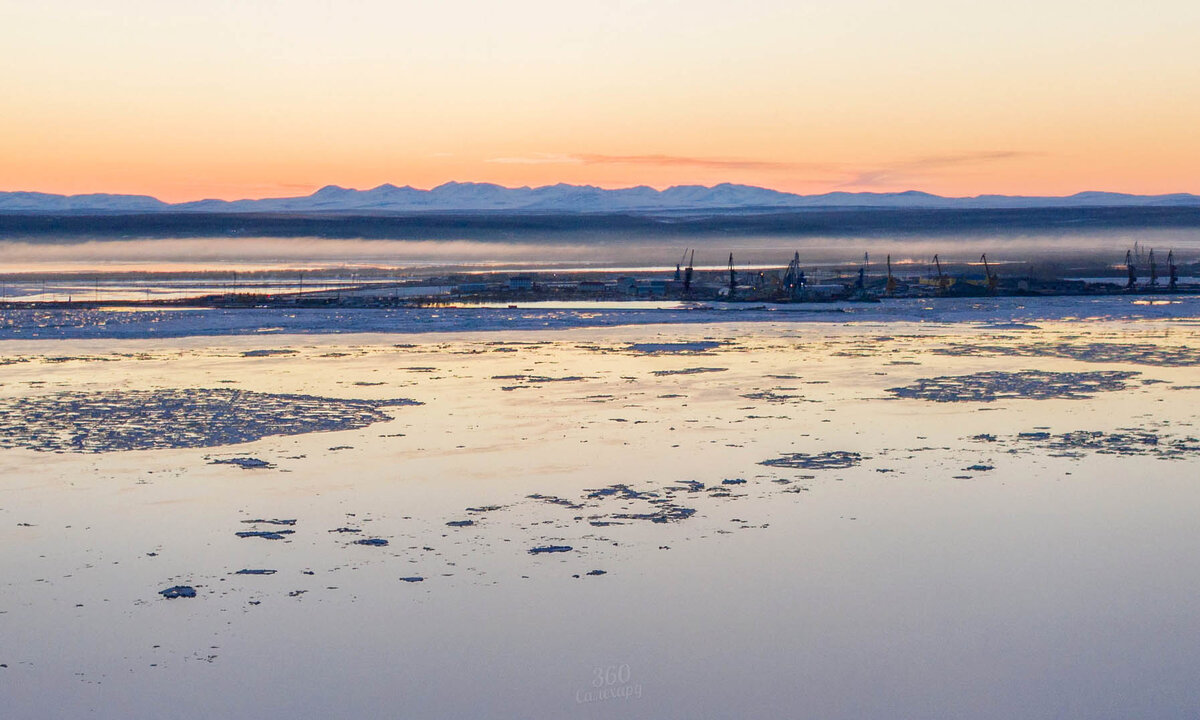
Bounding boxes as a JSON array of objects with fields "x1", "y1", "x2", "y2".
[{"x1": 3, "y1": 0, "x2": 1199, "y2": 202}]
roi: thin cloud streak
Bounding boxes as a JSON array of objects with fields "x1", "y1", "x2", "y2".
[
  {"x1": 486, "y1": 153, "x2": 585, "y2": 165},
  {"x1": 486, "y1": 151, "x2": 1043, "y2": 189},
  {"x1": 575, "y1": 154, "x2": 816, "y2": 171},
  {"x1": 487, "y1": 152, "x2": 823, "y2": 171},
  {"x1": 840, "y1": 151, "x2": 1042, "y2": 188}
]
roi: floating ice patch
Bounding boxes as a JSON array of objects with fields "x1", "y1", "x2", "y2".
[
  {"x1": 759, "y1": 451, "x2": 863, "y2": 470},
  {"x1": 887, "y1": 370, "x2": 1139, "y2": 403},
  {"x1": 627, "y1": 341, "x2": 722, "y2": 354},
  {"x1": 0, "y1": 389, "x2": 421, "y2": 453},
  {"x1": 651, "y1": 367, "x2": 728, "y2": 376},
  {"x1": 612, "y1": 506, "x2": 697, "y2": 523},
  {"x1": 586, "y1": 484, "x2": 657, "y2": 501},
  {"x1": 528, "y1": 545, "x2": 573, "y2": 555},
  {"x1": 741, "y1": 390, "x2": 803, "y2": 403},
  {"x1": 526, "y1": 493, "x2": 585, "y2": 510},
  {"x1": 210, "y1": 457, "x2": 275, "y2": 470},
  {"x1": 44, "y1": 356, "x2": 118, "y2": 364},
  {"x1": 159, "y1": 585, "x2": 196, "y2": 599},
  {"x1": 931, "y1": 342, "x2": 1200, "y2": 367},
  {"x1": 976, "y1": 429, "x2": 1200, "y2": 459},
  {"x1": 236, "y1": 530, "x2": 294, "y2": 540},
  {"x1": 584, "y1": 482, "x2": 697, "y2": 523},
  {"x1": 491, "y1": 374, "x2": 591, "y2": 383}
]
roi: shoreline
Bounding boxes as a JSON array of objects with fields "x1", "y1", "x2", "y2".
[{"x1": 3, "y1": 294, "x2": 1200, "y2": 343}]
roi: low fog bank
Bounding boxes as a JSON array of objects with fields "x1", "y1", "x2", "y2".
[{"x1": 1, "y1": 220, "x2": 1197, "y2": 278}]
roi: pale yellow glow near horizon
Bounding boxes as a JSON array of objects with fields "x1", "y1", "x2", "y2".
[{"x1": 2, "y1": 0, "x2": 1199, "y2": 201}]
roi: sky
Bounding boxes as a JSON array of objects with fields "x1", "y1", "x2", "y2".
[{"x1": 2, "y1": 0, "x2": 1199, "y2": 202}]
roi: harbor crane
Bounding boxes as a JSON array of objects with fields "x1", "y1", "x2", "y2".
[
  {"x1": 933, "y1": 254, "x2": 951, "y2": 292},
  {"x1": 783, "y1": 252, "x2": 804, "y2": 300},
  {"x1": 727, "y1": 253, "x2": 737, "y2": 299},
  {"x1": 981, "y1": 254, "x2": 998, "y2": 293},
  {"x1": 1126, "y1": 249, "x2": 1137, "y2": 290},
  {"x1": 683, "y1": 249, "x2": 695, "y2": 293},
  {"x1": 1168, "y1": 250, "x2": 1179, "y2": 290},
  {"x1": 886, "y1": 255, "x2": 897, "y2": 295}
]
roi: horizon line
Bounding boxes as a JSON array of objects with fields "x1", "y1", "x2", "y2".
[{"x1": 3, "y1": 182, "x2": 1200, "y2": 206}]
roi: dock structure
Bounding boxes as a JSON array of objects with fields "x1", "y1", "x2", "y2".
[{"x1": 1, "y1": 248, "x2": 1195, "y2": 310}]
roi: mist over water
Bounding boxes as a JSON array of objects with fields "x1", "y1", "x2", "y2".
[{"x1": 2, "y1": 228, "x2": 1198, "y2": 276}]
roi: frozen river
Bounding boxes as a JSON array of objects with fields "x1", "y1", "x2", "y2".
[{"x1": 2, "y1": 302, "x2": 1200, "y2": 718}]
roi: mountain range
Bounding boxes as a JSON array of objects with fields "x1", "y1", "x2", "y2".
[{"x1": 2, "y1": 182, "x2": 1200, "y2": 214}]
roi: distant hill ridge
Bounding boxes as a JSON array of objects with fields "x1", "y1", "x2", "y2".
[{"x1": 3, "y1": 182, "x2": 1199, "y2": 213}]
